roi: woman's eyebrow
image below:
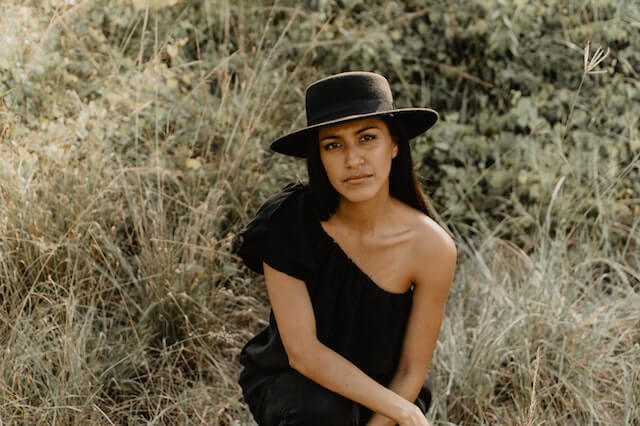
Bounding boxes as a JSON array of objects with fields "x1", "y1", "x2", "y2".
[
  {"x1": 319, "y1": 134, "x2": 338, "y2": 143},
  {"x1": 320, "y1": 125, "x2": 379, "y2": 142},
  {"x1": 355, "y1": 125, "x2": 378, "y2": 134}
]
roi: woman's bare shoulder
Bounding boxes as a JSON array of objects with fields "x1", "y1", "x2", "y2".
[
  {"x1": 393, "y1": 201, "x2": 455, "y2": 253},
  {"x1": 415, "y1": 214, "x2": 456, "y2": 255},
  {"x1": 394, "y1": 203, "x2": 456, "y2": 284}
]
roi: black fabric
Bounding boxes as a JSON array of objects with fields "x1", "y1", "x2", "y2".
[
  {"x1": 237, "y1": 182, "x2": 432, "y2": 425},
  {"x1": 237, "y1": 183, "x2": 315, "y2": 280},
  {"x1": 255, "y1": 370, "x2": 360, "y2": 426},
  {"x1": 245, "y1": 370, "x2": 431, "y2": 426}
]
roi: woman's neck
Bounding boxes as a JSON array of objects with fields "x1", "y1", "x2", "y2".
[{"x1": 332, "y1": 186, "x2": 396, "y2": 236}]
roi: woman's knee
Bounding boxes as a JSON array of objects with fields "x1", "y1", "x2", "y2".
[
  {"x1": 264, "y1": 371, "x2": 359, "y2": 425},
  {"x1": 282, "y1": 390, "x2": 358, "y2": 425}
]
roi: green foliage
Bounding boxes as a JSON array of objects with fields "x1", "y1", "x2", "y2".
[{"x1": 0, "y1": 0, "x2": 638, "y2": 424}]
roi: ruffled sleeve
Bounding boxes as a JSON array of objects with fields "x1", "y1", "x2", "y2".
[{"x1": 237, "y1": 182, "x2": 315, "y2": 282}]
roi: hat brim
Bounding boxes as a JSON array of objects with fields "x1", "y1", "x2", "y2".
[{"x1": 269, "y1": 108, "x2": 439, "y2": 158}]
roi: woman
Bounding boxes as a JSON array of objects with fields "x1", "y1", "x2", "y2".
[{"x1": 237, "y1": 72, "x2": 456, "y2": 426}]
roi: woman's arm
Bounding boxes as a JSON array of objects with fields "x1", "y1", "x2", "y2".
[
  {"x1": 367, "y1": 226, "x2": 457, "y2": 426},
  {"x1": 263, "y1": 262, "x2": 427, "y2": 426}
]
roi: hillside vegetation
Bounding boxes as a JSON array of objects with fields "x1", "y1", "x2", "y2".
[{"x1": 0, "y1": 0, "x2": 638, "y2": 424}]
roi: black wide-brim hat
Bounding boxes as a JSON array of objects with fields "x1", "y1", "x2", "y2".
[{"x1": 270, "y1": 71, "x2": 439, "y2": 158}]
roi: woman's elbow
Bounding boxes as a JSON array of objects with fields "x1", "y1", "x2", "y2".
[
  {"x1": 285, "y1": 339, "x2": 321, "y2": 374},
  {"x1": 287, "y1": 353, "x2": 305, "y2": 373}
]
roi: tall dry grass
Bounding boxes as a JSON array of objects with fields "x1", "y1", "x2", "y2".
[
  {"x1": 0, "y1": 1, "x2": 310, "y2": 423},
  {"x1": 0, "y1": 1, "x2": 638, "y2": 425}
]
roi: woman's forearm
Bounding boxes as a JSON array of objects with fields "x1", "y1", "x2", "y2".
[{"x1": 289, "y1": 341, "x2": 413, "y2": 424}]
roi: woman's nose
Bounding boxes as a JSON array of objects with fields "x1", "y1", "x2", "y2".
[{"x1": 345, "y1": 146, "x2": 364, "y2": 168}]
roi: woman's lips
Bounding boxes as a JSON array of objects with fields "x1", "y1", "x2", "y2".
[{"x1": 344, "y1": 174, "x2": 372, "y2": 184}]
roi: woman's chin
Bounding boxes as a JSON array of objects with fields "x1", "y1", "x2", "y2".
[{"x1": 336, "y1": 182, "x2": 383, "y2": 204}]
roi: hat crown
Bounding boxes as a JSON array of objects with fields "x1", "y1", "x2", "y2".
[{"x1": 305, "y1": 72, "x2": 395, "y2": 126}]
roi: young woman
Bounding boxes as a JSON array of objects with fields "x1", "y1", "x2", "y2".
[{"x1": 237, "y1": 72, "x2": 456, "y2": 426}]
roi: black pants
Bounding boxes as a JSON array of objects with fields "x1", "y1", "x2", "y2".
[{"x1": 246, "y1": 370, "x2": 431, "y2": 426}]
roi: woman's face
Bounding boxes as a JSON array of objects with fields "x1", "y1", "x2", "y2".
[{"x1": 317, "y1": 117, "x2": 398, "y2": 204}]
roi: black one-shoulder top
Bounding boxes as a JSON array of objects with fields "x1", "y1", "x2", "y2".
[{"x1": 237, "y1": 182, "x2": 430, "y2": 417}]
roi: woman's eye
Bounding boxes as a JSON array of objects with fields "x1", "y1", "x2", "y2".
[
  {"x1": 361, "y1": 134, "x2": 376, "y2": 142},
  {"x1": 323, "y1": 142, "x2": 340, "y2": 151}
]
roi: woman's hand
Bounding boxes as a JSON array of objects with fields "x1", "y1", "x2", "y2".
[
  {"x1": 396, "y1": 403, "x2": 431, "y2": 426},
  {"x1": 398, "y1": 404, "x2": 430, "y2": 426},
  {"x1": 365, "y1": 403, "x2": 431, "y2": 426}
]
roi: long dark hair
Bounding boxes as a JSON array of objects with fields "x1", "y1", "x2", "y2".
[{"x1": 306, "y1": 115, "x2": 430, "y2": 221}]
